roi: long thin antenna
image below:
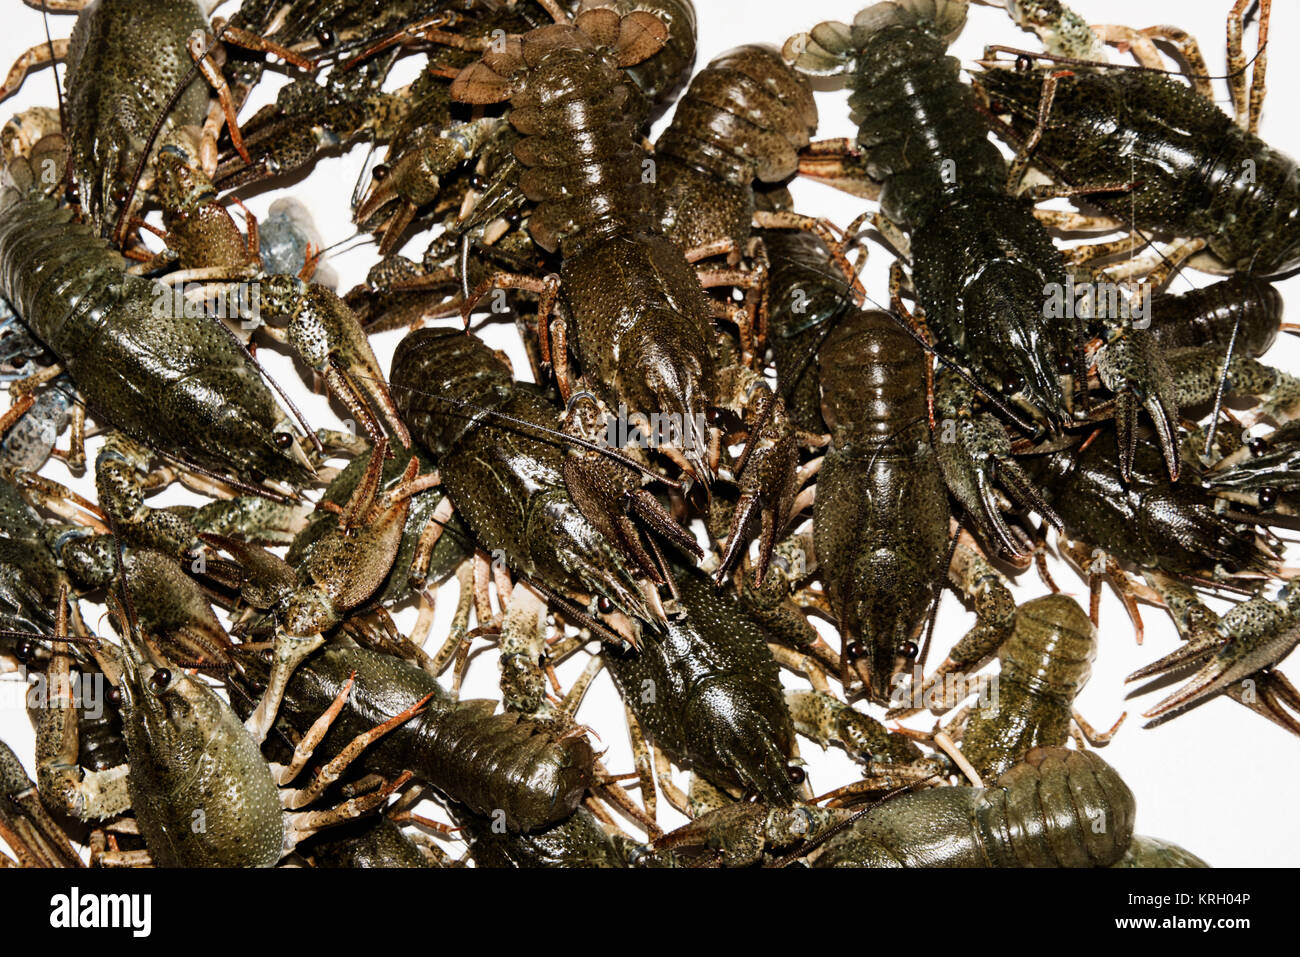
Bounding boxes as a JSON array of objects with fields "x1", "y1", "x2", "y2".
[
  {"x1": 977, "y1": 39, "x2": 1268, "y2": 85},
  {"x1": 39, "y1": 1, "x2": 65, "y2": 136},
  {"x1": 1203, "y1": 311, "x2": 1242, "y2": 458},
  {"x1": 153, "y1": 446, "x2": 298, "y2": 503}
]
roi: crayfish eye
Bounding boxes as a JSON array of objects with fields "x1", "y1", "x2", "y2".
[
  {"x1": 106, "y1": 685, "x2": 122, "y2": 706},
  {"x1": 315, "y1": 27, "x2": 335, "y2": 47},
  {"x1": 273, "y1": 431, "x2": 294, "y2": 450},
  {"x1": 1260, "y1": 486, "x2": 1279, "y2": 508},
  {"x1": 897, "y1": 640, "x2": 919, "y2": 660},
  {"x1": 372, "y1": 164, "x2": 390, "y2": 182},
  {"x1": 470, "y1": 174, "x2": 488, "y2": 191},
  {"x1": 1249, "y1": 437, "x2": 1268, "y2": 456},
  {"x1": 787, "y1": 765, "x2": 806, "y2": 785},
  {"x1": 846, "y1": 640, "x2": 867, "y2": 661},
  {"x1": 150, "y1": 669, "x2": 172, "y2": 693},
  {"x1": 14, "y1": 639, "x2": 34, "y2": 662},
  {"x1": 1015, "y1": 54, "x2": 1034, "y2": 73},
  {"x1": 596, "y1": 595, "x2": 615, "y2": 614}
]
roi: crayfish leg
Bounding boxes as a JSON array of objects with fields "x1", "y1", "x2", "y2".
[{"x1": 245, "y1": 632, "x2": 325, "y2": 744}]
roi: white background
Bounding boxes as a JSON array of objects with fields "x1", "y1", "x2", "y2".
[{"x1": 0, "y1": 0, "x2": 1297, "y2": 867}]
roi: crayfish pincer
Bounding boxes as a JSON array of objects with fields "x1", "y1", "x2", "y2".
[{"x1": 603, "y1": 560, "x2": 801, "y2": 806}]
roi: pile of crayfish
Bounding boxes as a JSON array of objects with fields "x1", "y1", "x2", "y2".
[{"x1": 0, "y1": 0, "x2": 1294, "y2": 868}]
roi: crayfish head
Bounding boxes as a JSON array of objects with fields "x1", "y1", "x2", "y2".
[
  {"x1": 846, "y1": 548, "x2": 933, "y2": 704},
  {"x1": 209, "y1": 395, "x2": 315, "y2": 487},
  {"x1": 113, "y1": 618, "x2": 213, "y2": 762}
]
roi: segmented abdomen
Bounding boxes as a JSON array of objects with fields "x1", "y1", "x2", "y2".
[
  {"x1": 818, "y1": 310, "x2": 926, "y2": 442},
  {"x1": 414, "y1": 699, "x2": 594, "y2": 832},
  {"x1": 654, "y1": 44, "x2": 816, "y2": 249},
  {"x1": 849, "y1": 24, "x2": 1005, "y2": 226},
  {"x1": 0, "y1": 196, "x2": 128, "y2": 357},
  {"x1": 509, "y1": 42, "x2": 651, "y2": 255},
  {"x1": 278, "y1": 645, "x2": 594, "y2": 832},
  {"x1": 976, "y1": 748, "x2": 1134, "y2": 867},
  {"x1": 1149, "y1": 274, "x2": 1282, "y2": 358},
  {"x1": 960, "y1": 594, "x2": 1096, "y2": 778},
  {"x1": 813, "y1": 748, "x2": 1134, "y2": 867}
]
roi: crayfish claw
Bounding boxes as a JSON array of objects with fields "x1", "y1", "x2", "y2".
[
  {"x1": 714, "y1": 383, "x2": 801, "y2": 585},
  {"x1": 561, "y1": 394, "x2": 701, "y2": 587},
  {"x1": 258, "y1": 276, "x2": 412, "y2": 449},
  {"x1": 1096, "y1": 329, "x2": 1181, "y2": 481},
  {"x1": 1136, "y1": 586, "x2": 1300, "y2": 725},
  {"x1": 245, "y1": 632, "x2": 326, "y2": 745},
  {"x1": 1226, "y1": 670, "x2": 1300, "y2": 738},
  {"x1": 933, "y1": 374, "x2": 1052, "y2": 560}
]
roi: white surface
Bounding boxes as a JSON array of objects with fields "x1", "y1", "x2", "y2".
[{"x1": 0, "y1": 0, "x2": 1297, "y2": 867}]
